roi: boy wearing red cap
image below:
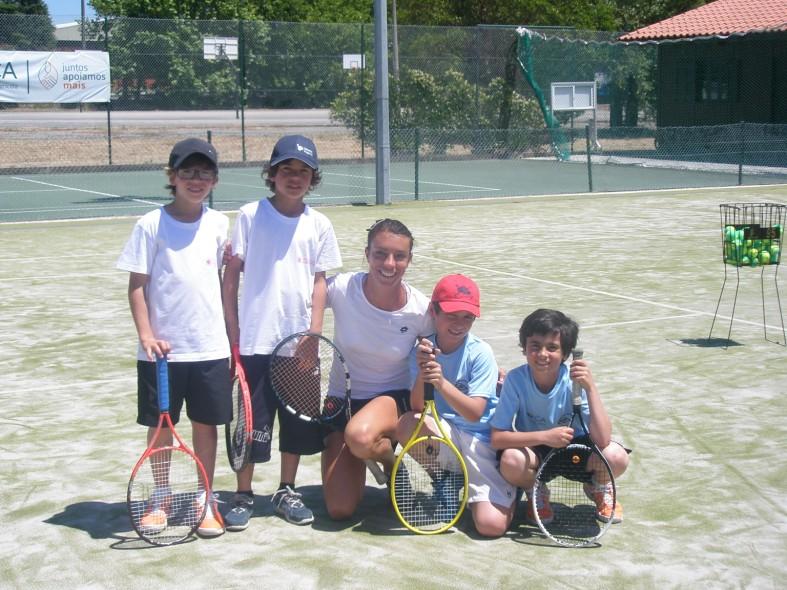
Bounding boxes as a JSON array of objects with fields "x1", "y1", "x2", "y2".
[{"x1": 396, "y1": 274, "x2": 516, "y2": 537}]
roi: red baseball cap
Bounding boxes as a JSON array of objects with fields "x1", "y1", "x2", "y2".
[{"x1": 431, "y1": 274, "x2": 481, "y2": 317}]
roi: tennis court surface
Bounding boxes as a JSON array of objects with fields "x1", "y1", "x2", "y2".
[{"x1": 1, "y1": 184, "x2": 786, "y2": 588}]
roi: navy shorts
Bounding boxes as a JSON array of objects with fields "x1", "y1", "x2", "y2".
[
  {"x1": 242, "y1": 354, "x2": 325, "y2": 462},
  {"x1": 137, "y1": 358, "x2": 232, "y2": 427},
  {"x1": 327, "y1": 389, "x2": 411, "y2": 433}
]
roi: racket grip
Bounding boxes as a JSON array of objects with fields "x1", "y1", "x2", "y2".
[
  {"x1": 423, "y1": 381, "x2": 435, "y2": 402},
  {"x1": 156, "y1": 356, "x2": 170, "y2": 413},
  {"x1": 571, "y1": 349, "x2": 583, "y2": 405}
]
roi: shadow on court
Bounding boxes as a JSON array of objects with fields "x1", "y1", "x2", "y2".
[
  {"x1": 669, "y1": 337, "x2": 743, "y2": 348},
  {"x1": 44, "y1": 500, "x2": 132, "y2": 541}
]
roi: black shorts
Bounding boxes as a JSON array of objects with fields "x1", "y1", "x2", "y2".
[
  {"x1": 327, "y1": 389, "x2": 411, "y2": 433},
  {"x1": 137, "y1": 358, "x2": 232, "y2": 427},
  {"x1": 241, "y1": 354, "x2": 325, "y2": 462},
  {"x1": 534, "y1": 435, "x2": 595, "y2": 484}
]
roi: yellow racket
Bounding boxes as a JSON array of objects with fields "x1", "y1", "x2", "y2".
[{"x1": 390, "y1": 382, "x2": 469, "y2": 534}]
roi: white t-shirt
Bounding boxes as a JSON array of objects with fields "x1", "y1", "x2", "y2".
[
  {"x1": 116, "y1": 206, "x2": 230, "y2": 362},
  {"x1": 327, "y1": 272, "x2": 433, "y2": 400},
  {"x1": 232, "y1": 198, "x2": 343, "y2": 355}
]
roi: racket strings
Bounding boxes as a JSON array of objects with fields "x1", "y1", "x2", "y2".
[
  {"x1": 270, "y1": 336, "x2": 337, "y2": 419},
  {"x1": 227, "y1": 379, "x2": 251, "y2": 471},
  {"x1": 393, "y1": 439, "x2": 465, "y2": 531},
  {"x1": 535, "y1": 445, "x2": 613, "y2": 546},
  {"x1": 128, "y1": 447, "x2": 206, "y2": 545}
]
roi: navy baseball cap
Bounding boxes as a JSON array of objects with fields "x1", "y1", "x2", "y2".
[
  {"x1": 168, "y1": 138, "x2": 218, "y2": 169},
  {"x1": 269, "y1": 135, "x2": 319, "y2": 169}
]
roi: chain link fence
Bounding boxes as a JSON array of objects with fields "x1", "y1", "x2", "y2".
[{"x1": 1, "y1": 15, "x2": 785, "y2": 221}]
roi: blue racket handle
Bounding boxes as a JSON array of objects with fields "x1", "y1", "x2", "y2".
[{"x1": 156, "y1": 356, "x2": 170, "y2": 413}]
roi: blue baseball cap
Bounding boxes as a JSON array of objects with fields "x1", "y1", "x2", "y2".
[
  {"x1": 269, "y1": 135, "x2": 319, "y2": 170},
  {"x1": 169, "y1": 138, "x2": 218, "y2": 169}
]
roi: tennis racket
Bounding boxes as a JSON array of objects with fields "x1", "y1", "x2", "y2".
[
  {"x1": 127, "y1": 356, "x2": 210, "y2": 546},
  {"x1": 531, "y1": 349, "x2": 616, "y2": 547},
  {"x1": 269, "y1": 331, "x2": 350, "y2": 424},
  {"x1": 390, "y1": 381, "x2": 469, "y2": 534},
  {"x1": 225, "y1": 344, "x2": 253, "y2": 472}
]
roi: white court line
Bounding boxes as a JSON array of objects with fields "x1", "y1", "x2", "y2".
[
  {"x1": 325, "y1": 171, "x2": 498, "y2": 191},
  {"x1": 0, "y1": 188, "x2": 64, "y2": 195},
  {"x1": 582, "y1": 313, "x2": 702, "y2": 329},
  {"x1": 0, "y1": 253, "x2": 102, "y2": 263},
  {"x1": 10, "y1": 176, "x2": 159, "y2": 207},
  {"x1": 0, "y1": 271, "x2": 119, "y2": 281},
  {"x1": 9, "y1": 376, "x2": 136, "y2": 395},
  {"x1": 415, "y1": 253, "x2": 784, "y2": 330}
]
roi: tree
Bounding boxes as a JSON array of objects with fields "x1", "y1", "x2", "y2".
[
  {"x1": 90, "y1": 0, "x2": 259, "y2": 20},
  {"x1": 612, "y1": 0, "x2": 708, "y2": 31},
  {"x1": 0, "y1": 0, "x2": 56, "y2": 50}
]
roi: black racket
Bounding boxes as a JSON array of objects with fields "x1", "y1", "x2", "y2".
[
  {"x1": 225, "y1": 344, "x2": 253, "y2": 472},
  {"x1": 531, "y1": 349, "x2": 616, "y2": 547},
  {"x1": 269, "y1": 332, "x2": 350, "y2": 423}
]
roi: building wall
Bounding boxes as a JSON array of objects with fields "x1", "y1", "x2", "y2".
[{"x1": 657, "y1": 33, "x2": 786, "y2": 126}]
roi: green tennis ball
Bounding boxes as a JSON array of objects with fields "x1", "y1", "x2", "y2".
[
  {"x1": 750, "y1": 255, "x2": 760, "y2": 267},
  {"x1": 741, "y1": 256, "x2": 751, "y2": 266},
  {"x1": 749, "y1": 248, "x2": 759, "y2": 260},
  {"x1": 760, "y1": 250, "x2": 771, "y2": 265}
]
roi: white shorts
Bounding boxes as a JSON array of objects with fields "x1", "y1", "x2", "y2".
[{"x1": 440, "y1": 419, "x2": 517, "y2": 509}]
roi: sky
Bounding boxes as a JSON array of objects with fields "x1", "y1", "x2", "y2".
[{"x1": 44, "y1": 0, "x2": 97, "y2": 25}]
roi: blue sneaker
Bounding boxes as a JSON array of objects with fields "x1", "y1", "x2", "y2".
[
  {"x1": 224, "y1": 493, "x2": 253, "y2": 531},
  {"x1": 434, "y1": 471, "x2": 462, "y2": 517},
  {"x1": 272, "y1": 486, "x2": 314, "y2": 525}
]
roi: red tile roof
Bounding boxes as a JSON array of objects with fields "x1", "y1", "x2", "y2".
[{"x1": 619, "y1": 0, "x2": 787, "y2": 41}]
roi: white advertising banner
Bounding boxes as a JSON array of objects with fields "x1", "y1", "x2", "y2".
[{"x1": 0, "y1": 51, "x2": 111, "y2": 103}]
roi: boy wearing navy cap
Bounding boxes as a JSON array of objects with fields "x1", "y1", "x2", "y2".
[{"x1": 223, "y1": 135, "x2": 343, "y2": 529}]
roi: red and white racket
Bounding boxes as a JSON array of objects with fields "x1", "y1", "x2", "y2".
[{"x1": 127, "y1": 356, "x2": 210, "y2": 546}]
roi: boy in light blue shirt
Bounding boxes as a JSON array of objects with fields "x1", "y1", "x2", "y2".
[{"x1": 490, "y1": 308, "x2": 630, "y2": 525}]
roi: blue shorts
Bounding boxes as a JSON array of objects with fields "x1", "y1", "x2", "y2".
[
  {"x1": 136, "y1": 358, "x2": 232, "y2": 427},
  {"x1": 241, "y1": 354, "x2": 325, "y2": 462}
]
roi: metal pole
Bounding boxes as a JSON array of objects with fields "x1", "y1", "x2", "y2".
[
  {"x1": 585, "y1": 124, "x2": 593, "y2": 192},
  {"x1": 360, "y1": 24, "x2": 366, "y2": 160},
  {"x1": 79, "y1": 0, "x2": 86, "y2": 113},
  {"x1": 207, "y1": 130, "x2": 214, "y2": 209},
  {"x1": 738, "y1": 121, "x2": 744, "y2": 186},
  {"x1": 373, "y1": 0, "x2": 391, "y2": 205},
  {"x1": 239, "y1": 19, "x2": 247, "y2": 162},
  {"x1": 414, "y1": 128, "x2": 420, "y2": 201},
  {"x1": 104, "y1": 17, "x2": 112, "y2": 165},
  {"x1": 391, "y1": 0, "x2": 400, "y2": 80}
]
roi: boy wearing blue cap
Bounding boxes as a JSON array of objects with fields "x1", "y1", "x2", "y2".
[{"x1": 222, "y1": 135, "x2": 343, "y2": 530}]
